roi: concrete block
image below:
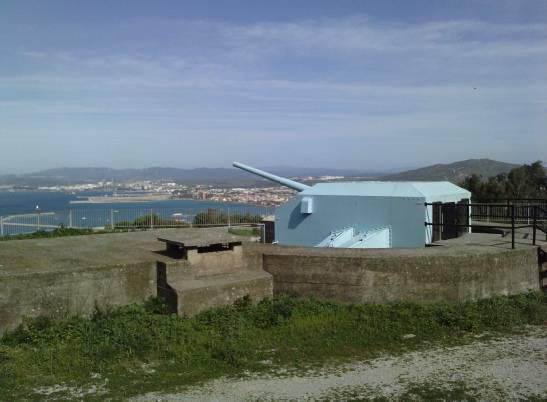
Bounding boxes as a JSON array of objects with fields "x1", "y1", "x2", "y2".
[{"x1": 168, "y1": 271, "x2": 273, "y2": 316}]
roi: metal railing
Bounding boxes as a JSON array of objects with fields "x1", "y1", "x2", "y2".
[
  {"x1": 0, "y1": 206, "x2": 271, "y2": 236},
  {"x1": 472, "y1": 203, "x2": 547, "y2": 248},
  {"x1": 425, "y1": 201, "x2": 547, "y2": 249},
  {"x1": 471, "y1": 201, "x2": 547, "y2": 224}
]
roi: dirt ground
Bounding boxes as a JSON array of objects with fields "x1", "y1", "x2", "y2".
[{"x1": 130, "y1": 326, "x2": 546, "y2": 401}]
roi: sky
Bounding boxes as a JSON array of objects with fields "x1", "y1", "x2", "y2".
[{"x1": 1, "y1": 1, "x2": 546, "y2": 174}]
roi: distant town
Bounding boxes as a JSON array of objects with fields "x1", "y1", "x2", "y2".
[
  {"x1": 3, "y1": 175, "x2": 346, "y2": 207},
  {"x1": 0, "y1": 159, "x2": 534, "y2": 206}
]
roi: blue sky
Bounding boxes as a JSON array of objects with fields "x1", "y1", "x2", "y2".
[{"x1": 1, "y1": 1, "x2": 545, "y2": 174}]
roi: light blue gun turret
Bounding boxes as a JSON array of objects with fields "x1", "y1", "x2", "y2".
[
  {"x1": 233, "y1": 161, "x2": 471, "y2": 249},
  {"x1": 233, "y1": 162, "x2": 310, "y2": 192},
  {"x1": 233, "y1": 161, "x2": 392, "y2": 248}
]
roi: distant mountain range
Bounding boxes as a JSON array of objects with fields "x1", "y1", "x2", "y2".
[
  {"x1": 380, "y1": 159, "x2": 521, "y2": 182},
  {"x1": 23, "y1": 166, "x2": 380, "y2": 182},
  {"x1": 0, "y1": 159, "x2": 524, "y2": 187}
]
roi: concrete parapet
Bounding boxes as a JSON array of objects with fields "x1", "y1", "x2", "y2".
[
  {"x1": 0, "y1": 229, "x2": 543, "y2": 336},
  {"x1": 0, "y1": 262, "x2": 156, "y2": 333},
  {"x1": 0, "y1": 228, "x2": 268, "y2": 335},
  {"x1": 246, "y1": 241, "x2": 541, "y2": 303}
]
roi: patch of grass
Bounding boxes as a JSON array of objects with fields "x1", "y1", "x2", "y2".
[
  {"x1": 228, "y1": 226, "x2": 261, "y2": 237},
  {"x1": 1, "y1": 292, "x2": 546, "y2": 400},
  {"x1": 0, "y1": 224, "x2": 135, "y2": 241}
]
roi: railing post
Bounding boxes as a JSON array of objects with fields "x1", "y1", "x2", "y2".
[
  {"x1": 0, "y1": 216, "x2": 3, "y2": 236},
  {"x1": 150, "y1": 209, "x2": 153, "y2": 229},
  {"x1": 69, "y1": 211, "x2": 72, "y2": 228},
  {"x1": 228, "y1": 208, "x2": 231, "y2": 227},
  {"x1": 511, "y1": 203, "x2": 515, "y2": 249},
  {"x1": 533, "y1": 206, "x2": 537, "y2": 246},
  {"x1": 111, "y1": 209, "x2": 114, "y2": 229}
]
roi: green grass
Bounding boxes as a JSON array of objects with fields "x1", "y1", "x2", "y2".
[
  {"x1": 0, "y1": 224, "x2": 136, "y2": 241},
  {"x1": 1, "y1": 292, "x2": 546, "y2": 400}
]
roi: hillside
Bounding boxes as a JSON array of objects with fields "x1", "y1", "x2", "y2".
[
  {"x1": 0, "y1": 159, "x2": 526, "y2": 187},
  {"x1": 0, "y1": 166, "x2": 378, "y2": 187},
  {"x1": 381, "y1": 159, "x2": 520, "y2": 183},
  {"x1": 26, "y1": 166, "x2": 375, "y2": 182}
]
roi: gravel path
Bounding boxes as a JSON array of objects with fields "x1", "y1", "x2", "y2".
[{"x1": 131, "y1": 326, "x2": 546, "y2": 401}]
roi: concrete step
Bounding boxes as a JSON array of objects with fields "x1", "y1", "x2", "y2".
[{"x1": 167, "y1": 270, "x2": 273, "y2": 316}]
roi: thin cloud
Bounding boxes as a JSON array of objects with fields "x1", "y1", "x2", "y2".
[{"x1": 0, "y1": 12, "x2": 545, "y2": 172}]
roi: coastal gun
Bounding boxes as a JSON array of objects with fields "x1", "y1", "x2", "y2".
[
  {"x1": 233, "y1": 162, "x2": 471, "y2": 248},
  {"x1": 233, "y1": 162, "x2": 309, "y2": 192}
]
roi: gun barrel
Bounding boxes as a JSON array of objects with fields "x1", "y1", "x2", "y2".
[{"x1": 233, "y1": 162, "x2": 310, "y2": 192}]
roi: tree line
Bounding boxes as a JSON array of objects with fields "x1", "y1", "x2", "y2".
[{"x1": 458, "y1": 160, "x2": 546, "y2": 201}]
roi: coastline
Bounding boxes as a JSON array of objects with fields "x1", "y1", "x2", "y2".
[
  {"x1": 70, "y1": 195, "x2": 173, "y2": 204},
  {"x1": 69, "y1": 195, "x2": 274, "y2": 208},
  {"x1": 0, "y1": 192, "x2": 273, "y2": 220}
]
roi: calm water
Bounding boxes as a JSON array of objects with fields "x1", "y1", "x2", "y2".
[{"x1": 0, "y1": 191, "x2": 270, "y2": 217}]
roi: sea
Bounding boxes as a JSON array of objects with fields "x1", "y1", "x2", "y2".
[
  {"x1": 0, "y1": 190, "x2": 271, "y2": 217},
  {"x1": 0, "y1": 190, "x2": 272, "y2": 236}
]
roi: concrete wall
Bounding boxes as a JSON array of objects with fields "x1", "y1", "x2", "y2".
[
  {"x1": 247, "y1": 243, "x2": 540, "y2": 303},
  {"x1": 0, "y1": 231, "x2": 170, "y2": 335},
  {"x1": 0, "y1": 230, "x2": 542, "y2": 336},
  {"x1": 0, "y1": 262, "x2": 156, "y2": 335}
]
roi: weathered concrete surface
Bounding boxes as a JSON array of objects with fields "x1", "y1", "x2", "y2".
[
  {"x1": 1, "y1": 231, "x2": 161, "y2": 335},
  {"x1": 156, "y1": 237, "x2": 273, "y2": 316},
  {"x1": 169, "y1": 271, "x2": 273, "y2": 316},
  {"x1": 0, "y1": 228, "x2": 267, "y2": 335},
  {"x1": 246, "y1": 231, "x2": 545, "y2": 303},
  {"x1": 0, "y1": 227, "x2": 544, "y2": 336}
]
